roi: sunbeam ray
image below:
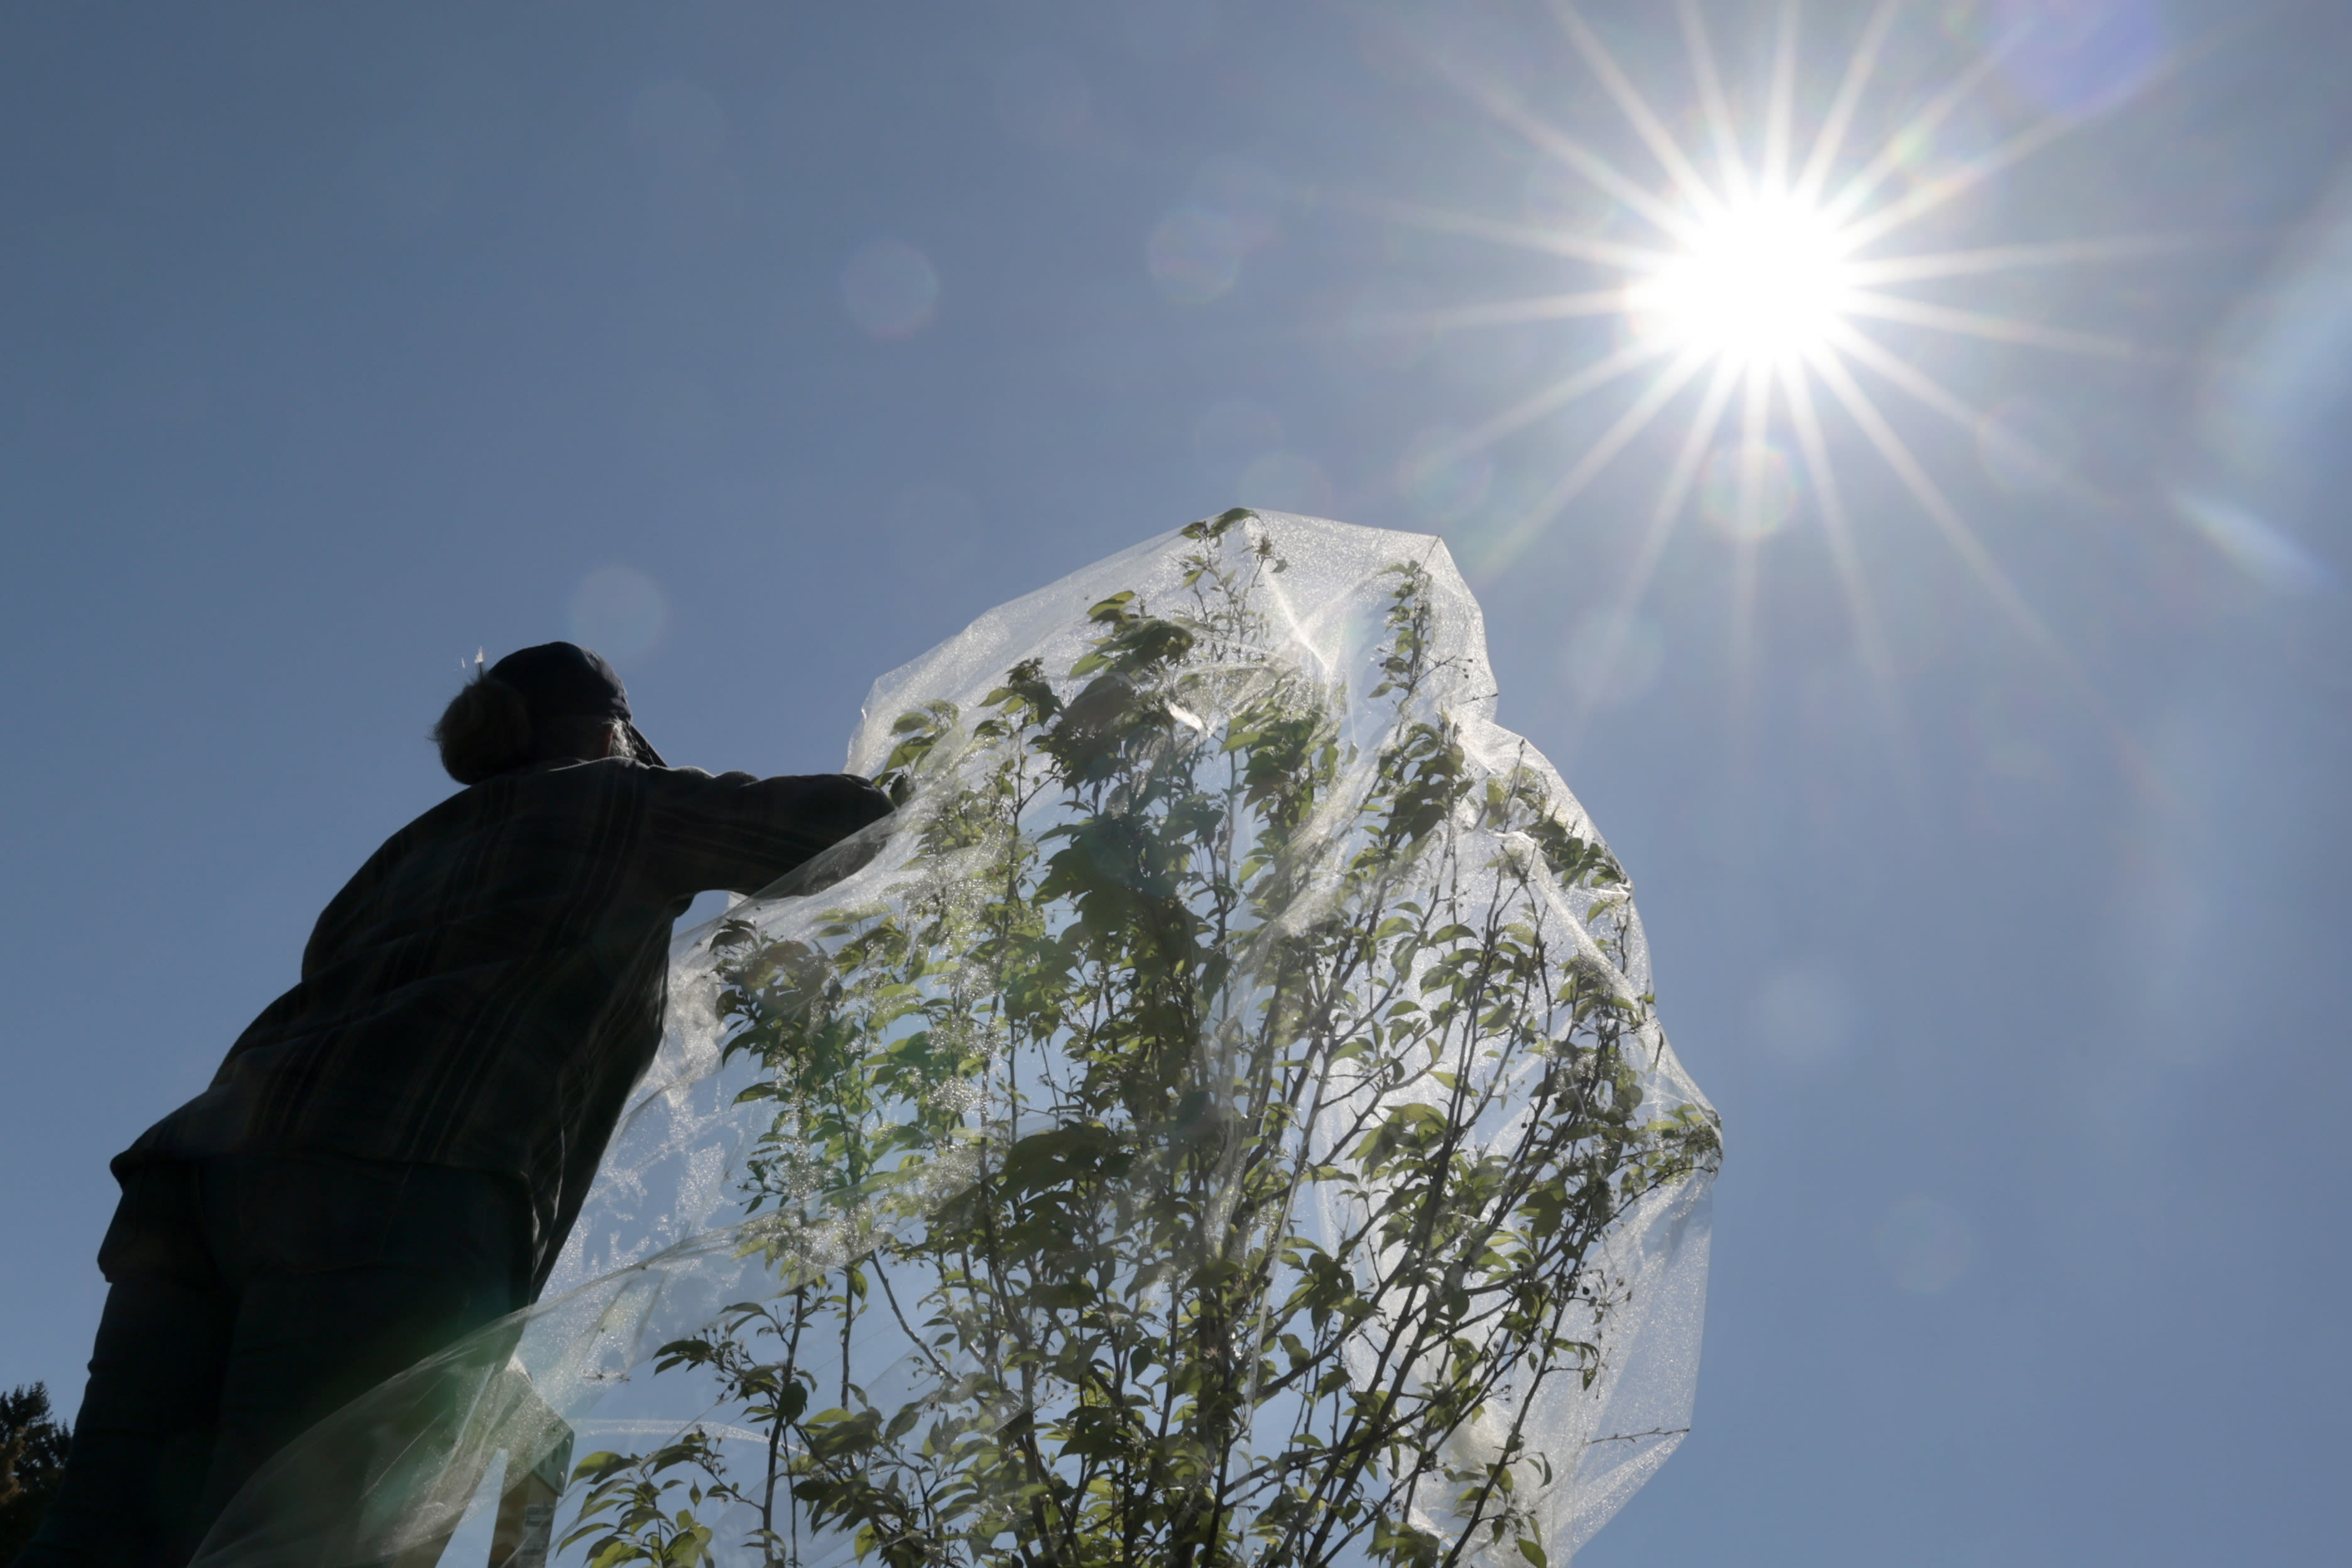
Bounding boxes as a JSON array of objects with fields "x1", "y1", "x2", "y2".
[
  {"x1": 1349, "y1": 290, "x2": 1631, "y2": 336},
  {"x1": 1736, "y1": 358, "x2": 1775, "y2": 543},
  {"x1": 1841, "y1": 291, "x2": 2144, "y2": 358},
  {"x1": 1822, "y1": 43, "x2": 2008, "y2": 226},
  {"x1": 1829, "y1": 324, "x2": 2091, "y2": 504},
  {"x1": 1423, "y1": 337, "x2": 1673, "y2": 471},
  {"x1": 1559, "y1": 356, "x2": 1744, "y2": 751},
  {"x1": 1834, "y1": 112, "x2": 2077, "y2": 253},
  {"x1": 1550, "y1": 1, "x2": 1725, "y2": 220},
  {"x1": 1831, "y1": 16, "x2": 2201, "y2": 253},
  {"x1": 1334, "y1": 192, "x2": 1675, "y2": 271},
  {"x1": 1801, "y1": 353, "x2": 2074, "y2": 692},
  {"x1": 1807, "y1": 346, "x2": 2164, "y2": 788},
  {"x1": 1432, "y1": 60, "x2": 1703, "y2": 242},
  {"x1": 1761, "y1": 0, "x2": 1801, "y2": 194},
  {"x1": 1844, "y1": 234, "x2": 2210, "y2": 286},
  {"x1": 1778, "y1": 354, "x2": 1917, "y2": 785},
  {"x1": 1794, "y1": 0, "x2": 1902, "y2": 206},
  {"x1": 1725, "y1": 359, "x2": 1777, "y2": 724},
  {"x1": 1829, "y1": 322, "x2": 2005, "y2": 437},
  {"x1": 1489, "y1": 348, "x2": 1715, "y2": 567},
  {"x1": 1675, "y1": 0, "x2": 1748, "y2": 198},
  {"x1": 1805, "y1": 346, "x2": 2022, "y2": 614}
]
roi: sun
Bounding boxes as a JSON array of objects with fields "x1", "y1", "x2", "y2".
[
  {"x1": 1631, "y1": 193, "x2": 1858, "y2": 366},
  {"x1": 1352, "y1": 0, "x2": 2171, "y2": 766}
]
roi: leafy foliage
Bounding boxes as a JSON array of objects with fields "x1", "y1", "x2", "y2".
[
  {"x1": 563, "y1": 1432, "x2": 729, "y2": 1568},
  {"x1": 1, "y1": 1382, "x2": 71, "y2": 1564},
  {"x1": 574, "y1": 514, "x2": 1719, "y2": 1568}
]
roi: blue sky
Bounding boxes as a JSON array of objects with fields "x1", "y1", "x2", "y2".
[{"x1": 3, "y1": 2, "x2": 2348, "y2": 1563}]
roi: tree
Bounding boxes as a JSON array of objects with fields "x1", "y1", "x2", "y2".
[
  {"x1": 563, "y1": 513, "x2": 1719, "y2": 1568},
  {"x1": 1, "y1": 1382, "x2": 71, "y2": 1565}
]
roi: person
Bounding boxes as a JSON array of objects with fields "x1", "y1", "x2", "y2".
[{"x1": 20, "y1": 643, "x2": 892, "y2": 1568}]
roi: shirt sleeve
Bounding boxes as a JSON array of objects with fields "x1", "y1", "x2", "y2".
[{"x1": 636, "y1": 766, "x2": 893, "y2": 898}]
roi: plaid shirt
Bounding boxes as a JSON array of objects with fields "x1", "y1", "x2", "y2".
[{"x1": 122, "y1": 757, "x2": 890, "y2": 1290}]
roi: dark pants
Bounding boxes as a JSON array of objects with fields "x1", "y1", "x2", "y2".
[{"x1": 21, "y1": 1153, "x2": 530, "y2": 1568}]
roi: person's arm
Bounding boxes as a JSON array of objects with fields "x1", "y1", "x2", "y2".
[{"x1": 638, "y1": 766, "x2": 893, "y2": 897}]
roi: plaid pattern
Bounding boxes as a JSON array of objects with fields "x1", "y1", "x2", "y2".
[{"x1": 121, "y1": 758, "x2": 890, "y2": 1288}]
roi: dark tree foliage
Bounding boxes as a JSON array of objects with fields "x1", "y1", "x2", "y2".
[{"x1": 1, "y1": 1383, "x2": 70, "y2": 1565}]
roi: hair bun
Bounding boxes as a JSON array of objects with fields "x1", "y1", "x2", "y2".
[{"x1": 431, "y1": 675, "x2": 536, "y2": 784}]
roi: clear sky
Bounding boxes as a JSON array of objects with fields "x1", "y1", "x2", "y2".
[{"x1": 3, "y1": 2, "x2": 2347, "y2": 1563}]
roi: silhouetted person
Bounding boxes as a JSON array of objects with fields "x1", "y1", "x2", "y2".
[{"x1": 22, "y1": 643, "x2": 891, "y2": 1568}]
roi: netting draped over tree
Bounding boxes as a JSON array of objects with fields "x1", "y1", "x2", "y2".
[{"x1": 192, "y1": 512, "x2": 1718, "y2": 1568}]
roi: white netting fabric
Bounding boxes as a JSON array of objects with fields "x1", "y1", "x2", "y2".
[{"x1": 191, "y1": 513, "x2": 1717, "y2": 1568}]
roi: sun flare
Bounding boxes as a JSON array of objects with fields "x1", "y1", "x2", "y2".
[
  {"x1": 1358, "y1": 0, "x2": 2173, "y2": 769},
  {"x1": 1632, "y1": 194, "x2": 1857, "y2": 364}
]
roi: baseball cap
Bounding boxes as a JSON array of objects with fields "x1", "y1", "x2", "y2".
[{"x1": 484, "y1": 641, "x2": 667, "y2": 767}]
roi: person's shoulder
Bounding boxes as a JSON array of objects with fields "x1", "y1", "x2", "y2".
[
  {"x1": 631, "y1": 760, "x2": 760, "y2": 792},
  {"x1": 423, "y1": 759, "x2": 652, "y2": 828},
  {"x1": 512, "y1": 756, "x2": 688, "y2": 788}
]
